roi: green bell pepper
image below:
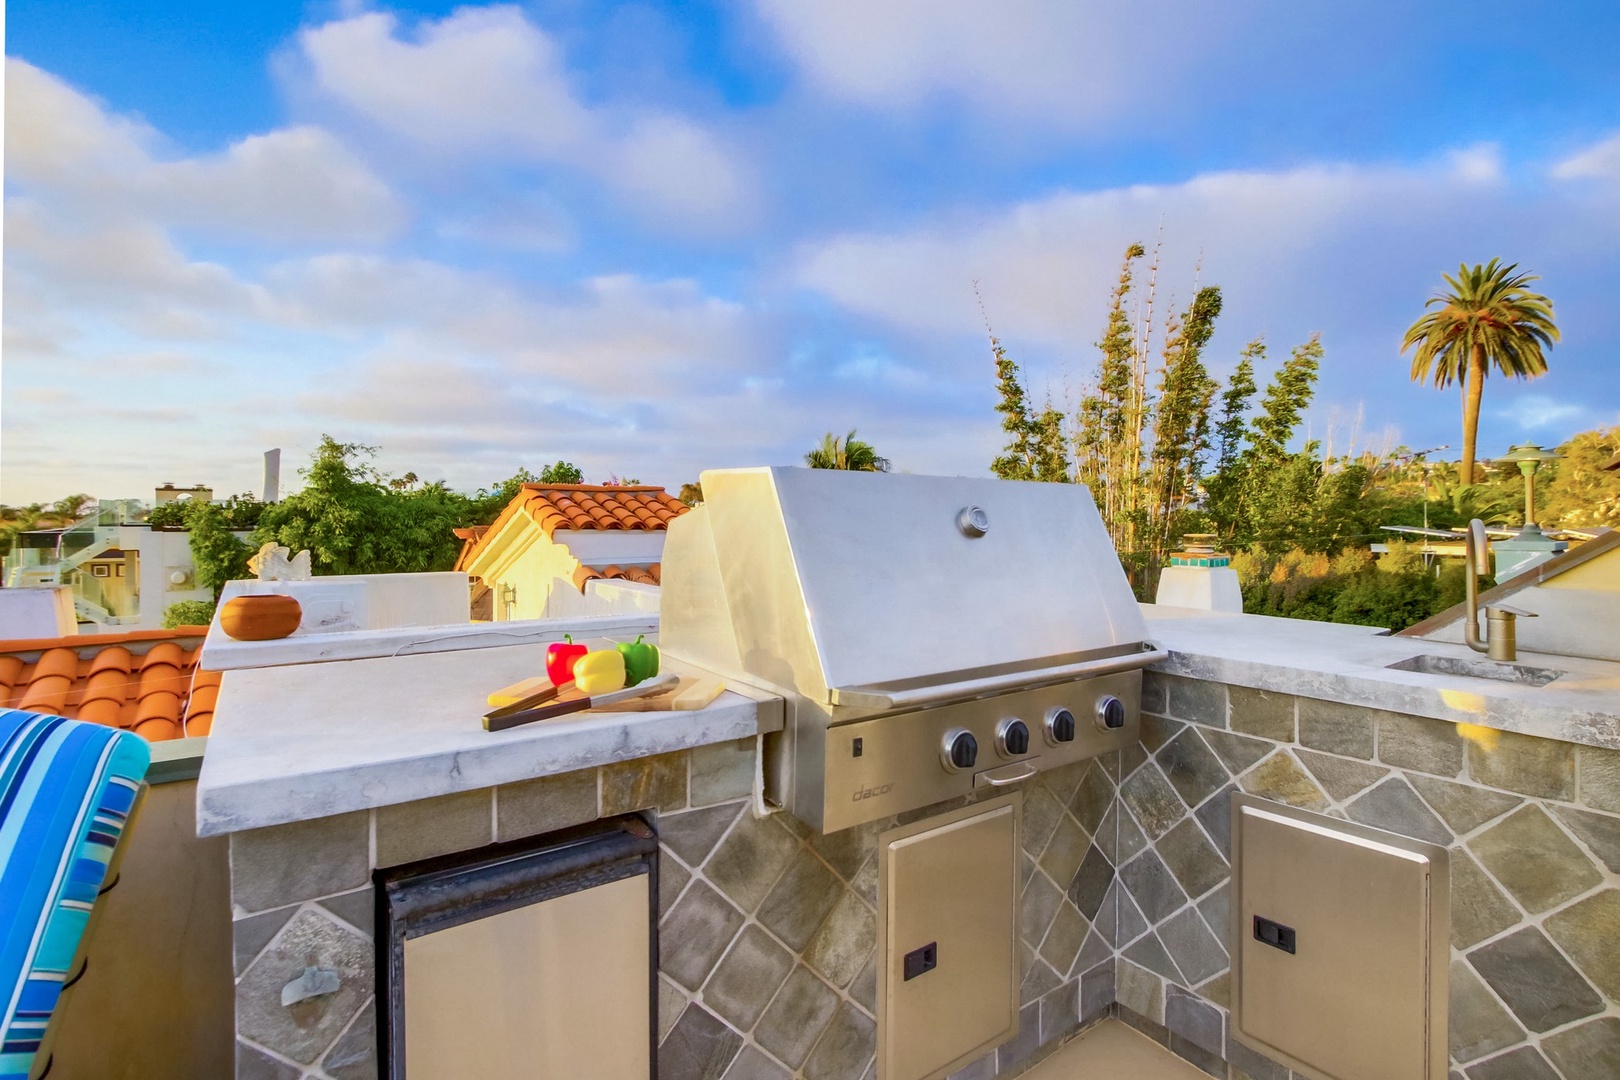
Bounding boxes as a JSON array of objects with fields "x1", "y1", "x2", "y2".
[{"x1": 616, "y1": 635, "x2": 660, "y2": 687}]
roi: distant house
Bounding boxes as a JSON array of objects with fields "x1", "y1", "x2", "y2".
[
  {"x1": 454, "y1": 484, "x2": 689, "y2": 621},
  {"x1": 3, "y1": 492, "x2": 231, "y2": 632},
  {"x1": 1399, "y1": 528, "x2": 1620, "y2": 662}
]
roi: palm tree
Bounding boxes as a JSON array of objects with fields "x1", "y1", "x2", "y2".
[
  {"x1": 1402, "y1": 260, "x2": 1558, "y2": 483},
  {"x1": 805, "y1": 430, "x2": 891, "y2": 472}
]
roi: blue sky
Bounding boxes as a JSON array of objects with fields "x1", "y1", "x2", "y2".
[{"x1": 5, "y1": 1, "x2": 1620, "y2": 503}]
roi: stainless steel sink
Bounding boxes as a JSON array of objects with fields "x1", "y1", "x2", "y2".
[{"x1": 1386, "y1": 654, "x2": 1565, "y2": 687}]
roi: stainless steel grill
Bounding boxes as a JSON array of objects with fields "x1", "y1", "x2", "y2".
[{"x1": 661, "y1": 467, "x2": 1166, "y2": 833}]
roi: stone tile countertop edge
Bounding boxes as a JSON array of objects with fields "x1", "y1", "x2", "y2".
[
  {"x1": 1144, "y1": 605, "x2": 1620, "y2": 751},
  {"x1": 194, "y1": 642, "x2": 782, "y2": 837}
]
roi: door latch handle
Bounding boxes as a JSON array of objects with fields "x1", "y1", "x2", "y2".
[
  {"x1": 903, "y1": 942, "x2": 938, "y2": 981},
  {"x1": 1254, "y1": 915, "x2": 1296, "y2": 954}
]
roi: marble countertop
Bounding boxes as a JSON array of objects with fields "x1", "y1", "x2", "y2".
[
  {"x1": 1143, "y1": 606, "x2": 1620, "y2": 751},
  {"x1": 194, "y1": 642, "x2": 783, "y2": 836}
]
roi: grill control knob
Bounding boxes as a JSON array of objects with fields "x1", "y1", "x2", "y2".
[
  {"x1": 1046, "y1": 708, "x2": 1077, "y2": 744},
  {"x1": 942, "y1": 729, "x2": 979, "y2": 772},
  {"x1": 997, "y1": 719, "x2": 1031, "y2": 757},
  {"x1": 1096, "y1": 696, "x2": 1128, "y2": 731}
]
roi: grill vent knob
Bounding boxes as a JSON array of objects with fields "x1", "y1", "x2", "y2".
[
  {"x1": 998, "y1": 719, "x2": 1031, "y2": 757},
  {"x1": 1096, "y1": 696, "x2": 1127, "y2": 731},
  {"x1": 942, "y1": 730, "x2": 979, "y2": 771},
  {"x1": 1046, "y1": 708, "x2": 1076, "y2": 744}
]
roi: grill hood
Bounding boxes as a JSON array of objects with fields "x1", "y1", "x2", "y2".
[{"x1": 661, "y1": 467, "x2": 1152, "y2": 714}]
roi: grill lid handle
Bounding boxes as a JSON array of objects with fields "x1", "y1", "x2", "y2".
[{"x1": 828, "y1": 647, "x2": 1169, "y2": 711}]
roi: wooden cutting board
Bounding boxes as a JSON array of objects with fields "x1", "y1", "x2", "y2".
[{"x1": 590, "y1": 675, "x2": 725, "y2": 712}]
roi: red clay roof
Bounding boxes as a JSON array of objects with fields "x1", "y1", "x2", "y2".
[
  {"x1": 452, "y1": 525, "x2": 490, "y2": 572},
  {"x1": 459, "y1": 484, "x2": 689, "y2": 568},
  {"x1": 572, "y1": 563, "x2": 662, "y2": 591},
  {"x1": 0, "y1": 627, "x2": 220, "y2": 741}
]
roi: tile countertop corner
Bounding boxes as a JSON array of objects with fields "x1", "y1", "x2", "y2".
[
  {"x1": 193, "y1": 643, "x2": 783, "y2": 837},
  {"x1": 1140, "y1": 604, "x2": 1620, "y2": 751}
]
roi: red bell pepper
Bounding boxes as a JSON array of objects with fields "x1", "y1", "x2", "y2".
[{"x1": 545, "y1": 634, "x2": 588, "y2": 686}]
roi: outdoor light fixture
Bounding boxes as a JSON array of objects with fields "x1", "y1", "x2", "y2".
[{"x1": 1497, "y1": 443, "x2": 1559, "y2": 532}]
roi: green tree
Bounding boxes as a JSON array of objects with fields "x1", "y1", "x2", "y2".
[
  {"x1": 678, "y1": 482, "x2": 704, "y2": 507},
  {"x1": 1539, "y1": 426, "x2": 1620, "y2": 529},
  {"x1": 1203, "y1": 339, "x2": 1262, "y2": 542},
  {"x1": 162, "y1": 599, "x2": 217, "y2": 629},
  {"x1": 251, "y1": 437, "x2": 469, "y2": 574},
  {"x1": 186, "y1": 500, "x2": 254, "y2": 596},
  {"x1": 540, "y1": 461, "x2": 584, "y2": 483},
  {"x1": 1147, "y1": 286, "x2": 1222, "y2": 561},
  {"x1": 1236, "y1": 335, "x2": 1325, "y2": 551},
  {"x1": 1402, "y1": 260, "x2": 1558, "y2": 482},
  {"x1": 986, "y1": 327, "x2": 1042, "y2": 481},
  {"x1": 1077, "y1": 244, "x2": 1148, "y2": 513},
  {"x1": 805, "y1": 431, "x2": 891, "y2": 472},
  {"x1": 52, "y1": 494, "x2": 93, "y2": 519}
]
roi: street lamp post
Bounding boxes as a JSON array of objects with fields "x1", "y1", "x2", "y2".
[
  {"x1": 1497, "y1": 443, "x2": 1560, "y2": 533},
  {"x1": 1490, "y1": 443, "x2": 1566, "y2": 578}
]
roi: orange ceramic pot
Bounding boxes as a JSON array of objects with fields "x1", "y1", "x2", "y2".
[{"x1": 219, "y1": 594, "x2": 302, "y2": 641}]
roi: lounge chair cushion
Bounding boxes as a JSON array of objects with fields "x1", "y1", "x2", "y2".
[{"x1": 0, "y1": 710, "x2": 150, "y2": 1080}]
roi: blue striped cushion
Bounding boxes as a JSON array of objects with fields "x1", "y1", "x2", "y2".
[{"x1": 0, "y1": 709, "x2": 150, "y2": 1080}]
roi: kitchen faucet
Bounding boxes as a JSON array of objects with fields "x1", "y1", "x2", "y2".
[{"x1": 1463, "y1": 519, "x2": 1535, "y2": 662}]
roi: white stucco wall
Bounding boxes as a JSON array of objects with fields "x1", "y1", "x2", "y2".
[
  {"x1": 0, "y1": 586, "x2": 77, "y2": 639},
  {"x1": 470, "y1": 520, "x2": 668, "y2": 622}
]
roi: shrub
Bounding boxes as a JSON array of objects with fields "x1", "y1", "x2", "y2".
[{"x1": 163, "y1": 600, "x2": 216, "y2": 629}]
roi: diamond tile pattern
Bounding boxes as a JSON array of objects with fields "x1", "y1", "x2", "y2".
[
  {"x1": 1101, "y1": 673, "x2": 1620, "y2": 1080},
  {"x1": 225, "y1": 678, "x2": 1620, "y2": 1080}
]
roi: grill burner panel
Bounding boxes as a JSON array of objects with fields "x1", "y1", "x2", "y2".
[{"x1": 827, "y1": 672, "x2": 1139, "y2": 832}]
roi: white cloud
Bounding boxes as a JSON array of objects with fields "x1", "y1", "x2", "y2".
[
  {"x1": 295, "y1": 6, "x2": 753, "y2": 230},
  {"x1": 437, "y1": 192, "x2": 575, "y2": 251},
  {"x1": 1499, "y1": 395, "x2": 1587, "y2": 432},
  {"x1": 1553, "y1": 132, "x2": 1620, "y2": 181},
  {"x1": 5, "y1": 59, "x2": 405, "y2": 244},
  {"x1": 793, "y1": 150, "x2": 1509, "y2": 354},
  {"x1": 752, "y1": 0, "x2": 1245, "y2": 125}
]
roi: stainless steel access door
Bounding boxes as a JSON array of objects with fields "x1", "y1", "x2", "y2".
[
  {"x1": 878, "y1": 795, "x2": 1021, "y2": 1080},
  {"x1": 1230, "y1": 795, "x2": 1449, "y2": 1080}
]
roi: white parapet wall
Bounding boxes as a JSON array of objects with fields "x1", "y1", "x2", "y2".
[
  {"x1": 542, "y1": 578, "x2": 661, "y2": 620},
  {"x1": 0, "y1": 585, "x2": 78, "y2": 639}
]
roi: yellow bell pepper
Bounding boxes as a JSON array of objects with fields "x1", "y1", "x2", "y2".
[{"x1": 573, "y1": 649, "x2": 626, "y2": 695}]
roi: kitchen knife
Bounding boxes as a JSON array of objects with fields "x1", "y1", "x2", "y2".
[{"x1": 483, "y1": 673, "x2": 680, "y2": 731}]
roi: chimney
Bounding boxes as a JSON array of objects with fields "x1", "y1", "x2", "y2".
[
  {"x1": 1154, "y1": 533, "x2": 1243, "y2": 613},
  {"x1": 263, "y1": 449, "x2": 281, "y2": 503}
]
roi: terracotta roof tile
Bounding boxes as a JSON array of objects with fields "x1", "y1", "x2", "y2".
[
  {"x1": 573, "y1": 563, "x2": 663, "y2": 591},
  {"x1": 0, "y1": 656, "x2": 23, "y2": 692},
  {"x1": 83, "y1": 668, "x2": 131, "y2": 703},
  {"x1": 88, "y1": 646, "x2": 133, "y2": 677},
  {"x1": 34, "y1": 647, "x2": 80, "y2": 683},
  {"x1": 19, "y1": 675, "x2": 72, "y2": 715},
  {"x1": 134, "y1": 717, "x2": 181, "y2": 742},
  {"x1": 0, "y1": 628, "x2": 216, "y2": 743},
  {"x1": 77, "y1": 697, "x2": 125, "y2": 728},
  {"x1": 457, "y1": 484, "x2": 692, "y2": 569},
  {"x1": 141, "y1": 642, "x2": 185, "y2": 671}
]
